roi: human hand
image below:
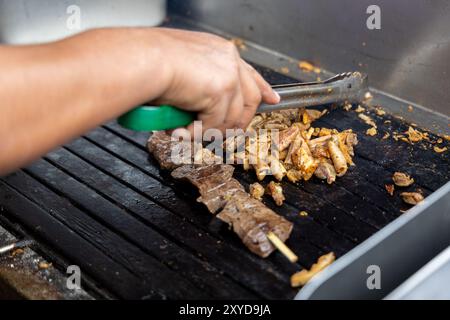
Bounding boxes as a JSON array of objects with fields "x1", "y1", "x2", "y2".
[{"x1": 150, "y1": 28, "x2": 280, "y2": 134}]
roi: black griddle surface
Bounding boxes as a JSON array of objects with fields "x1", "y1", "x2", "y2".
[{"x1": 1, "y1": 64, "x2": 449, "y2": 300}]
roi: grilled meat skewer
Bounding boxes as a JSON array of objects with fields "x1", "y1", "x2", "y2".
[{"x1": 148, "y1": 132, "x2": 294, "y2": 258}]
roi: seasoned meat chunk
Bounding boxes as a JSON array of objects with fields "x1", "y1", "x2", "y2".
[
  {"x1": 217, "y1": 192, "x2": 293, "y2": 257},
  {"x1": 147, "y1": 131, "x2": 192, "y2": 170},
  {"x1": 266, "y1": 181, "x2": 285, "y2": 206},
  {"x1": 171, "y1": 164, "x2": 235, "y2": 188},
  {"x1": 276, "y1": 126, "x2": 300, "y2": 152},
  {"x1": 290, "y1": 252, "x2": 335, "y2": 287},
  {"x1": 197, "y1": 179, "x2": 245, "y2": 214},
  {"x1": 171, "y1": 164, "x2": 241, "y2": 213},
  {"x1": 393, "y1": 172, "x2": 414, "y2": 187},
  {"x1": 401, "y1": 192, "x2": 424, "y2": 205},
  {"x1": 249, "y1": 182, "x2": 265, "y2": 201},
  {"x1": 314, "y1": 160, "x2": 336, "y2": 184},
  {"x1": 328, "y1": 135, "x2": 348, "y2": 177}
]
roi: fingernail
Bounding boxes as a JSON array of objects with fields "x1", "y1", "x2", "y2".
[{"x1": 274, "y1": 90, "x2": 281, "y2": 103}]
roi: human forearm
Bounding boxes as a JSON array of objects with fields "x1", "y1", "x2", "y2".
[{"x1": 0, "y1": 28, "x2": 169, "y2": 174}]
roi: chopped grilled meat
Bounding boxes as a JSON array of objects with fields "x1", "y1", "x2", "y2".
[
  {"x1": 375, "y1": 107, "x2": 386, "y2": 116},
  {"x1": 256, "y1": 113, "x2": 290, "y2": 130},
  {"x1": 364, "y1": 92, "x2": 373, "y2": 102},
  {"x1": 230, "y1": 37, "x2": 247, "y2": 50},
  {"x1": 266, "y1": 181, "x2": 285, "y2": 206},
  {"x1": 233, "y1": 151, "x2": 251, "y2": 170},
  {"x1": 290, "y1": 252, "x2": 335, "y2": 287},
  {"x1": 301, "y1": 109, "x2": 324, "y2": 124},
  {"x1": 308, "y1": 135, "x2": 331, "y2": 159},
  {"x1": 277, "y1": 109, "x2": 300, "y2": 124},
  {"x1": 314, "y1": 160, "x2": 337, "y2": 184},
  {"x1": 263, "y1": 122, "x2": 289, "y2": 130},
  {"x1": 328, "y1": 135, "x2": 348, "y2": 177},
  {"x1": 245, "y1": 131, "x2": 258, "y2": 165},
  {"x1": 277, "y1": 126, "x2": 300, "y2": 151},
  {"x1": 385, "y1": 184, "x2": 395, "y2": 196},
  {"x1": 318, "y1": 128, "x2": 333, "y2": 137},
  {"x1": 286, "y1": 169, "x2": 302, "y2": 183},
  {"x1": 246, "y1": 115, "x2": 264, "y2": 131},
  {"x1": 355, "y1": 105, "x2": 365, "y2": 113},
  {"x1": 269, "y1": 156, "x2": 287, "y2": 181},
  {"x1": 309, "y1": 135, "x2": 332, "y2": 147},
  {"x1": 401, "y1": 192, "x2": 424, "y2": 205},
  {"x1": 405, "y1": 126, "x2": 427, "y2": 143},
  {"x1": 232, "y1": 110, "x2": 357, "y2": 186},
  {"x1": 343, "y1": 103, "x2": 352, "y2": 111},
  {"x1": 343, "y1": 131, "x2": 358, "y2": 155},
  {"x1": 217, "y1": 192, "x2": 293, "y2": 258},
  {"x1": 303, "y1": 127, "x2": 315, "y2": 141},
  {"x1": 366, "y1": 127, "x2": 377, "y2": 136},
  {"x1": 392, "y1": 172, "x2": 414, "y2": 187},
  {"x1": 337, "y1": 131, "x2": 355, "y2": 165},
  {"x1": 147, "y1": 131, "x2": 192, "y2": 170},
  {"x1": 193, "y1": 147, "x2": 222, "y2": 165},
  {"x1": 254, "y1": 159, "x2": 271, "y2": 181},
  {"x1": 278, "y1": 149, "x2": 288, "y2": 161},
  {"x1": 249, "y1": 182, "x2": 265, "y2": 201},
  {"x1": 434, "y1": 146, "x2": 448, "y2": 153},
  {"x1": 358, "y1": 114, "x2": 377, "y2": 128},
  {"x1": 291, "y1": 135, "x2": 318, "y2": 181},
  {"x1": 284, "y1": 132, "x2": 302, "y2": 165},
  {"x1": 292, "y1": 122, "x2": 311, "y2": 132}
]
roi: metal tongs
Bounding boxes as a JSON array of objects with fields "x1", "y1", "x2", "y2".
[
  {"x1": 118, "y1": 72, "x2": 369, "y2": 131},
  {"x1": 258, "y1": 72, "x2": 369, "y2": 113}
]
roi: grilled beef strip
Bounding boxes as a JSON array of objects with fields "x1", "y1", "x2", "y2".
[
  {"x1": 197, "y1": 179, "x2": 246, "y2": 214},
  {"x1": 147, "y1": 131, "x2": 192, "y2": 170},
  {"x1": 217, "y1": 191, "x2": 293, "y2": 258},
  {"x1": 172, "y1": 164, "x2": 244, "y2": 213},
  {"x1": 171, "y1": 163, "x2": 235, "y2": 188}
]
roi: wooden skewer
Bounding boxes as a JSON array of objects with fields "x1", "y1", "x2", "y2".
[{"x1": 267, "y1": 231, "x2": 298, "y2": 263}]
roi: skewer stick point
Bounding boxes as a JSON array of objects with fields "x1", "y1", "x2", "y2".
[{"x1": 267, "y1": 231, "x2": 298, "y2": 263}]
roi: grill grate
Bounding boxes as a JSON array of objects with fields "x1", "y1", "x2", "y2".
[{"x1": 1, "y1": 63, "x2": 449, "y2": 299}]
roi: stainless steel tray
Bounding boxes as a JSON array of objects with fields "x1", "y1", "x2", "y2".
[{"x1": 296, "y1": 181, "x2": 450, "y2": 299}]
